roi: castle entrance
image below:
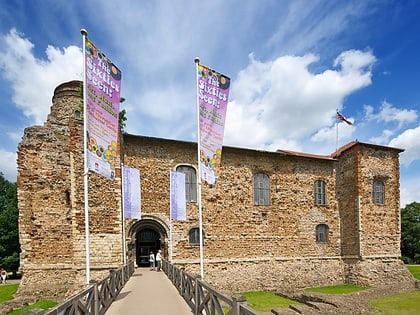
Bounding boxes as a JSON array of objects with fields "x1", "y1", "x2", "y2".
[
  {"x1": 128, "y1": 218, "x2": 168, "y2": 267},
  {"x1": 136, "y1": 228, "x2": 160, "y2": 266}
]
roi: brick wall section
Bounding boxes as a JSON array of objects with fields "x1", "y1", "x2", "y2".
[{"x1": 17, "y1": 81, "x2": 413, "y2": 298}]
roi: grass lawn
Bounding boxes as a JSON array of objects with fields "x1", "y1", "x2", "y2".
[
  {"x1": 0, "y1": 284, "x2": 19, "y2": 303},
  {"x1": 241, "y1": 291, "x2": 301, "y2": 311},
  {"x1": 407, "y1": 265, "x2": 420, "y2": 280},
  {"x1": 370, "y1": 291, "x2": 420, "y2": 315},
  {"x1": 0, "y1": 284, "x2": 58, "y2": 314},
  {"x1": 304, "y1": 284, "x2": 366, "y2": 294}
]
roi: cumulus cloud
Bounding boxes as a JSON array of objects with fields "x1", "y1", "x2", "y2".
[
  {"x1": 0, "y1": 150, "x2": 17, "y2": 182},
  {"x1": 0, "y1": 29, "x2": 83, "y2": 125},
  {"x1": 389, "y1": 125, "x2": 420, "y2": 166},
  {"x1": 364, "y1": 101, "x2": 418, "y2": 127},
  {"x1": 224, "y1": 50, "x2": 374, "y2": 152}
]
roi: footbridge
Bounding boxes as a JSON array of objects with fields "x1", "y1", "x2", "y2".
[{"x1": 44, "y1": 261, "x2": 258, "y2": 315}]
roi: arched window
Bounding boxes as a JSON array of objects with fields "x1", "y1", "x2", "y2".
[
  {"x1": 189, "y1": 228, "x2": 200, "y2": 245},
  {"x1": 373, "y1": 180, "x2": 385, "y2": 204},
  {"x1": 254, "y1": 173, "x2": 270, "y2": 205},
  {"x1": 176, "y1": 165, "x2": 197, "y2": 202},
  {"x1": 314, "y1": 180, "x2": 326, "y2": 205},
  {"x1": 316, "y1": 224, "x2": 329, "y2": 243}
]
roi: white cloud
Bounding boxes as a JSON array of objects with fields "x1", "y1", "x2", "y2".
[
  {"x1": 224, "y1": 50, "x2": 374, "y2": 152},
  {"x1": 0, "y1": 150, "x2": 17, "y2": 182},
  {"x1": 0, "y1": 29, "x2": 83, "y2": 125},
  {"x1": 365, "y1": 101, "x2": 417, "y2": 127},
  {"x1": 389, "y1": 125, "x2": 420, "y2": 166}
]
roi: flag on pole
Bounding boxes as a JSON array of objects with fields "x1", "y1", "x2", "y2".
[
  {"x1": 84, "y1": 37, "x2": 122, "y2": 179},
  {"x1": 336, "y1": 111, "x2": 352, "y2": 125},
  {"x1": 170, "y1": 170, "x2": 186, "y2": 220},
  {"x1": 196, "y1": 63, "x2": 231, "y2": 185},
  {"x1": 122, "y1": 166, "x2": 141, "y2": 219}
]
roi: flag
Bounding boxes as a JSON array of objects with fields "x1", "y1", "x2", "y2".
[
  {"x1": 170, "y1": 170, "x2": 186, "y2": 220},
  {"x1": 336, "y1": 111, "x2": 352, "y2": 125},
  {"x1": 197, "y1": 63, "x2": 231, "y2": 185},
  {"x1": 84, "y1": 37, "x2": 122, "y2": 179},
  {"x1": 122, "y1": 166, "x2": 141, "y2": 219}
]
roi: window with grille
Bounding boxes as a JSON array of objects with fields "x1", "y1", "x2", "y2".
[
  {"x1": 253, "y1": 173, "x2": 270, "y2": 205},
  {"x1": 316, "y1": 224, "x2": 329, "y2": 243},
  {"x1": 314, "y1": 180, "x2": 326, "y2": 205},
  {"x1": 373, "y1": 180, "x2": 385, "y2": 204},
  {"x1": 176, "y1": 165, "x2": 197, "y2": 202},
  {"x1": 189, "y1": 228, "x2": 200, "y2": 245}
]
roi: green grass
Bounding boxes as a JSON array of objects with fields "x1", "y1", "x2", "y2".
[
  {"x1": 407, "y1": 265, "x2": 420, "y2": 280},
  {"x1": 370, "y1": 291, "x2": 420, "y2": 315},
  {"x1": 6, "y1": 300, "x2": 58, "y2": 315},
  {"x1": 0, "y1": 284, "x2": 58, "y2": 314},
  {"x1": 241, "y1": 291, "x2": 301, "y2": 311},
  {"x1": 304, "y1": 284, "x2": 366, "y2": 294},
  {"x1": 0, "y1": 284, "x2": 19, "y2": 303}
]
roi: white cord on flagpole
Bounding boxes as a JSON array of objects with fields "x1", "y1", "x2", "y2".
[
  {"x1": 81, "y1": 28, "x2": 91, "y2": 285},
  {"x1": 194, "y1": 57, "x2": 204, "y2": 280}
]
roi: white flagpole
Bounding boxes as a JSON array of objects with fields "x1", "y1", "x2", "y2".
[
  {"x1": 335, "y1": 109, "x2": 339, "y2": 152},
  {"x1": 81, "y1": 29, "x2": 90, "y2": 285},
  {"x1": 169, "y1": 170, "x2": 173, "y2": 262},
  {"x1": 194, "y1": 57, "x2": 204, "y2": 279},
  {"x1": 121, "y1": 164, "x2": 127, "y2": 265}
]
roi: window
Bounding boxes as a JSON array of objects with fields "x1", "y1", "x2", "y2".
[
  {"x1": 373, "y1": 180, "x2": 385, "y2": 204},
  {"x1": 176, "y1": 165, "x2": 197, "y2": 202},
  {"x1": 316, "y1": 224, "x2": 329, "y2": 243},
  {"x1": 189, "y1": 228, "x2": 200, "y2": 245},
  {"x1": 254, "y1": 173, "x2": 270, "y2": 205},
  {"x1": 314, "y1": 180, "x2": 326, "y2": 205}
]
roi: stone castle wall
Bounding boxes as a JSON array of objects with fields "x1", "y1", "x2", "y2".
[{"x1": 17, "y1": 81, "x2": 412, "y2": 298}]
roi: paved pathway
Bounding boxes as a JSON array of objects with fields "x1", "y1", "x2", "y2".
[{"x1": 105, "y1": 268, "x2": 193, "y2": 315}]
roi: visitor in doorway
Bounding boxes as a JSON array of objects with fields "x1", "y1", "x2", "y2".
[
  {"x1": 149, "y1": 251, "x2": 155, "y2": 271},
  {"x1": 0, "y1": 268, "x2": 6, "y2": 284},
  {"x1": 156, "y1": 250, "x2": 162, "y2": 271}
]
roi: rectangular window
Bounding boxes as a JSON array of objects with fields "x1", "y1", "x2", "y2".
[{"x1": 254, "y1": 173, "x2": 270, "y2": 205}]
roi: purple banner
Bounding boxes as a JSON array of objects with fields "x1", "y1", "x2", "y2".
[
  {"x1": 170, "y1": 170, "x2": 186, "y2": 220},
  {"x1": 123, "y1": 166, "x2": 141, "y2": 219},
  {"x1": 197, "y1": 64, "x2": 230, "y2": 184},
  {"x1": 84, "y1": 37, "x2": 122, "y2": 179}
]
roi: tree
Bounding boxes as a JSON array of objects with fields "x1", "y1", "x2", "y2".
[
  {"x1": 0, "y1": 173, "x2": 20, "y2": 273},
  {"x1": 401, "y1": 201, "x2": 420, "y2": 264}
]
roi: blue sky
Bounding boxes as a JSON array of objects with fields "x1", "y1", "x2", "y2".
[{"x1": 0, "y1": 1, "x2": 419, "y2": 207}]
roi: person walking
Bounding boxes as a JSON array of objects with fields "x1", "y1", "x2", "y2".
[
  {"x1": 149, "y1": 251, "x2": 155, "y2": 270},
  {"x1": 155, "y1": 250, "x2": 162, "y2": 271},
  {"x1": 0, "y1": 268, "x2": 6, "y2": 284}
]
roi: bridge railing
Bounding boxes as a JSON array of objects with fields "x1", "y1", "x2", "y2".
[
  {"x1": 163, "y1": 261, "x2": 259, "y2": 315},
  {"x1": 44, "y1": 261, "x2": 134, "y2": 315}
]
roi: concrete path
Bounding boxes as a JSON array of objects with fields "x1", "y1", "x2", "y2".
[{"x1": 105, "y1": 268, "x2": 193, "y2": 315}]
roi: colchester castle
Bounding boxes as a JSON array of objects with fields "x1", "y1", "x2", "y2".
[{"x1": 16, "y1": 80, "x2": 412, "y2": 297}]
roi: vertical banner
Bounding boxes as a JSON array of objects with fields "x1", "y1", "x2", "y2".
[
  {"x1": 123, "y1": 166, "x2": 141, "y2": 219},
  {"x1": 84, "y1": 37, "x2": 122, "y2": 179},
  {"x1": 197, "y1": 64, "x2": 230, "y2": 184},
  {"x1": 170, "y1": 170, "x2": 186, "y2": 220}
]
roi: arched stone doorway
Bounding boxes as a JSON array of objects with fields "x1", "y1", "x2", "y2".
[{"x1": 128, "y1": 216, "x2": 168, "y2": 267}]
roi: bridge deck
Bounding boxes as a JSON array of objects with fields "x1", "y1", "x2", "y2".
[{"x1": 105, "y1": 267, "x2": 193, "y2": 315}]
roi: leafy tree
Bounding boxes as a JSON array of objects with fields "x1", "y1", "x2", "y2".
[
  {"x1": 401, "y1": 202, "x2": 420, "y2": 264},
  {"x1": 0, "y1": 173, "x2": 20, "y2": 273}
]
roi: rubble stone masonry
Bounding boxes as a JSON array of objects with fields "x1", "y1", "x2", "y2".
[{"x1": 17, "y1": 81, "x2": 412, "y2": 298}]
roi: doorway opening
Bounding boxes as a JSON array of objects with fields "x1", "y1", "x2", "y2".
[{"x1": 136, "y1": 228, "x2": 161, "y2": 267}]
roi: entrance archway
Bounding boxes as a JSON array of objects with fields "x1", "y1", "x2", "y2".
[{"x1": 128, "y1": 217, "x2": 168, "y2": 267}]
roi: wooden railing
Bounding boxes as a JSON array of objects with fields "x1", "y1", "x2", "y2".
[
  {"x1": 163, "y1": 261, "x2": 259, "y2": 315},
  {"x1": 44, "y1": 261, "x2": 134, "y2": 315}
]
